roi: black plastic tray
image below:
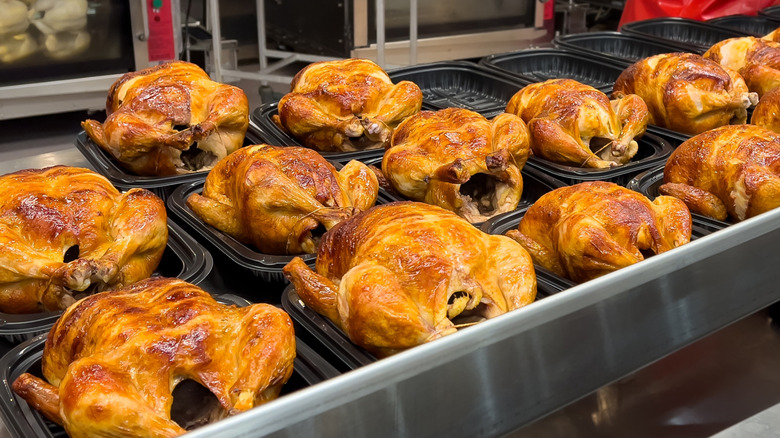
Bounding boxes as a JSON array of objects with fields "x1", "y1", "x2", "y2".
[
  {"x1": 553, "y1": 31, "x2": 695, "y2": 66},
  {"x1": 167, "y1": 176, "x2": 395, "y2": 283},
  {"x1": 626, "y1": 165, "x2": 732, "y2": 231},
  {"x1": 74, "y1": 130, "x2": 263, "y2": 201},
  {"x1": 0, "y1": 296, "x2": 339, "y2": 438},
  {"x1": 620, "y1": 17, "x2": 750, "y2": 54},
  {"x1": 760, "y1": 5, "x2": 780, "y2": 20},
  {"x1": 0, "y1": 220, "x2": 213, "y2": 345},
  {"x1": 282, "y1": 267, "x2": 571, "y2": 370},
  {"x1": 479, "y1": 48, "x2": 626, "y2": 94},
  {"x1": 523, "y1": 131, "x2": 673, "y2": 186},
  {"x1": 708, "y1": 14, "x2": 780, "y2": 36}
]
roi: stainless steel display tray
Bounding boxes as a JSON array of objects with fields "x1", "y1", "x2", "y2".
[{"x1": 181, "y1": 207, "x2": 780, "y2": 437}]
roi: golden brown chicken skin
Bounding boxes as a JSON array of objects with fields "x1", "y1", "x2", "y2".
[
  {"x1": 12, "y1": 277, "x2": 296, "y2": 438},
  {"x1": 752, "y1": 87, "x2": 780, "y2": 133},
  {"x1": 705, "y1": 36, "x2": 780, "y2": 98},
  {"x1": 506, "y1": 79, "x2": 648, "y2": 168},
  {"x1": 764, "y1": 27, "x2": 780, "y2": 43},
  {"x1": 283, "y1": 202, "x2": 537, "y2": 358},
  {"x1": 0, "y1": 166, "x2": 167, "y2": 313},
  {"x1": 507, "y1": 182, "x2": 691, "y2": 283},
  {"x1": 613, "y1": 53, "x2": 757, "y2": 135},
  {"x1": 82, "y1": 61, "x2": 249, "y2": 176},
  {"x1": 659, "y1": 124, "x2": 780, "y2": 221},
  {"x1": 382, "y1": 108, "x2": 530, "y2": 223},
  {"x1": 273, "y1": 58, "x2": 423, "y2": 152},
  {"x1": 187, "y1": 144, "x2": 378, "y2": 254}
]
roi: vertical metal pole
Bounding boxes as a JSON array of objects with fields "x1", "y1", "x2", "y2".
[
  {"x1": 208, "y1": 0, "x2": 223, "y2": 82},
  {"x1": 409, "y1": 0, "x2": 417, "y2": 65},
  {"x1": 257, "y1": 0, "x2": 268, "y2": 86},
  {"x1": 376, "y1": 0, "x2": 385, "y2": 67}
]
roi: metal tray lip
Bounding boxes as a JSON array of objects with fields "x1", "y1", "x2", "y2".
[
  {"x1": 0, "y1": 297, "x2": 339, "y2": 438},
  {"x1": 553, "y1": 31, "x2": 697, "y2": 66},
  {"x1": 73, "y1": 130, "x2": 263, "y2": 190},
  {"x1": 478, "y1": 47, "x2": 626, "y2": 93},
  {"x1": 707, "y1": 14, "x2": 780, "y2": 36},
  {"x1": 626, "y1": 165, "x2": 733, "y2": 231},
  {"x1": 0, "y1": 219, "x2": 213, "y2": 337},
  {"x1": 619, "y1": 17, "x2": 751, "y2": 53},
  {"x1": 523, "y1": 131, "x2": 673, "y2": 182}
]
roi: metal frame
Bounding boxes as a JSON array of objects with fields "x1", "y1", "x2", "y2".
[{"x1": 178, "y1": 208, "x2": 780, "y2": 437}]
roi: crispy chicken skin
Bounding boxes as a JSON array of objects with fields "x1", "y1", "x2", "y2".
[
  {"x1": 82, "y1": 61, "x2": 249, "y2": 176},
  {"x1": 12, "y1": 277, "x2": 296, "y2": 438},
  {"x1": 752, "y1": 87, "x2": 780, "y2": 133},
  {"x1": 506, "y1": 79, "x2": 648, "y2": 168},
  {"x1": 187, "y1": 145, "x2": 378, "y2": 255},
  {"x1": 705, "y1": 36, "x2": 780, "y2": 98},
  {"x1": 382, "y1": 108, "x2": 530, "y2": 223},
  {"x1": 763, "y1": 27, "x2": 780, "y2": 43},
  {"x1": 659, "y1": 124, "x2": 780, "y2": 221},
  {"x1": 283, "y1": 202, "x2": 537, "y2": 357},
  {"x1": 273, "y1": 58, "x2": 423, "y2": 152},
  {"x1": 0, "y1": 166, "x2": 167, "y2": 313},
  {"x1": 507, "y1": 182, "x2": 691, "y2": 283},
  {"x1": 613, "y1": 53, "x2": 757, "y2": 135}
]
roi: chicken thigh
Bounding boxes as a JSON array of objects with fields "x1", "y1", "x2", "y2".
[
  {"x1": 705, "y1": 36, "x2": 780, "y2": 98},
  {"x1": 613, "y1": 53, "x2": 757, "y2": 135},
  {"x1": 382, "y1": 108, "x2": 530, "y2": 223},
  {"x1": 187, "y1": 145, "x2": 378, "y2": 255},
  {"x1": 12, "y1": 277, "x2": 296, "y2": 438},
  {"x1": 283, "y1": 202, "x2": 537, "y2": 358},
  {"x1": 0, "y1": 166, "x2": 168, "y2": 313},
  {"x1": 507, "y1": 181, "x2": 691, "y2": 283},
  {"x1": 659, "y1": 124, "x2": 780, "y2": 221},
  {"x1": 82, "y1": 61, "x2": 249, "y2": 176},
  {"x1": 506, "y1": 79, "x2": 648, "y2": 168},
  {"x1": 273, "y1": 58, "x2": 423, "y2": 151}
]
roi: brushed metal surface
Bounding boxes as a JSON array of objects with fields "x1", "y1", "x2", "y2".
[{"x1": 180, "y1": 208, "x2": 780, "y2": 438}]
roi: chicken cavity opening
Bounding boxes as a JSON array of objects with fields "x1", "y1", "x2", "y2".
[
  {"x1": 63, "y1": 245, "x2": 79, "y2": 263},
  {"x1": 306, "y1": 223, "x2": 329, "y2": 247},
  {"x1": 180, "y1": 144, "x2": 219, "y2": 171},
  {"x1": 447, "y1": 291, "x2": 487, "y2": 329},
  {"x1": 170, "y1": 379, "x2": 226, "y2": 430},
  {"x1": 459, "y1": 173, "x2": 506, "y2": 222},
  {"x1": 590, "y1": 137, "x2": 615, "y2": 161}
]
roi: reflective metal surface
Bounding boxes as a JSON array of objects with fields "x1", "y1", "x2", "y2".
[{"x1": 181, "y1": 206, "x2": 780, "y2": 438}]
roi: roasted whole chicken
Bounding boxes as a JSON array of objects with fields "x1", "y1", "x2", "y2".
[
  {"x1": 187, "y1": 145, "x2": 378, "y2": 254},
  {"x1": 12, "y1": 277, "x2": 296, "y2": 438},
  {"x1": 752, "y1": 87, "x2": 780, "y2": 133},
  {"x1": 705, "y1": 36, "x2": 780, "y2": 98},
  {"x1": 382, "y1": 108, "x2": 530, "y2": 223},
  {"x1": 273, "y1": 58, "x2": 423, "y2": 152},
  {"x1": 0, "y1": 166, "x2": 168, "y2": 313},
  {"x1": 283, "y1": 202, "x2": 537, "y2": 357},
  {"x1": 507, "y1": 182, "x2": 691, "y2": 283},
  {"x1": 83, "y1": 61, "x2": 249, "y2": 176},
  {"x1": 506, "y1": 79, "x2": 648, "y2": 168},
  {"x1": 659, "y1": 124, "x2": 780, "y2": 221},
  {"x1": 613, "y1": 53, "x2": 757, "y2": 135}
]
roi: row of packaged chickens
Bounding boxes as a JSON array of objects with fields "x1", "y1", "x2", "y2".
[{"x1": 2, "y1": 25, "x2": 780, "y2": 437}]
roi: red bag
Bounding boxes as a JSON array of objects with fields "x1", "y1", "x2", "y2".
[{"x1": 619, "y1": 0, "x2": 780, "y2": 28}]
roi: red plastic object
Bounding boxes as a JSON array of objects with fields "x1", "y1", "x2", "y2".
[{"x1": 619, "y1": 0, "x2": 780, "y2": 28}]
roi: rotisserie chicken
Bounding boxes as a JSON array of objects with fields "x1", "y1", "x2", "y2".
[
  {"x1": 659, "y1": 124, "x2": 780, "y2": 221},
  {"x1": 752, "y1": 87, "x2": 780, "y2": 133},
  {"x1": 764, "y1": 27, "x2": 780, "y2": 43},
  {"x1": 613, "y1": 53, "x2": 757, "y2": 135},
  {"x1": 704, "y1": 36, "x2": 780, "y2": 98},
  {"x1": 382, "y1": 108, "x2": 530, "y2": 223},
  {"x1": 0, "y1": 166, "x2": 168, "y2": 313},
  {"x1": 506, "y1": 79, "x2": 648, "y2": 168},
  {"x1": 283, "y1": 202, "x2": 537, "y2": 358},
  {"x1": 12, "y1": 277, "x2": 296, "y2": 438},
  {"x1": 187, "y1": 144, "x2": 379, "y2": 255},
  {"x1": 273, "y1": 58, "x2": 423, "y2": 152},
  {"x1": 507, "y1": 181, "x2": 691, "y2": 283},
  {"x1": 82, "y1": 61, "x2": 249, "y2": 176}
]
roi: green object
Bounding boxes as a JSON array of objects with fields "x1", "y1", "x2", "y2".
[{"x1": 152, "y1": 0, "x2": 163, "y2": 9}]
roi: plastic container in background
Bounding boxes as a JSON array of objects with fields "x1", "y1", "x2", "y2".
[
  {"x1": 620, "y1": 17, "x2": 750, "y2": 54},
  {"x1": 167, "y1": 177, "x2": 396, "y2": 283},
  {"x1": 760, "y1": 5, "x2": 780, "y2": 21},
  {"x1": 626, "y1": 166, "x2": 732, "y2": 232},
  {"x1": 0, "y1": 220, "x2": 213, "y2": 344},
  {"x1": 553, "y1": 32, "x2": 695, "y2": 66},
  {"x1": 282, "y1": 267, "x2": 571, "y2": 370},
  {"x1": 0, "y1": 295, "x2": 340, "y2": 438},
  {"x1": 645, "y1": 125, "x2": 691, "y2": 148},
  {"x1": 708, "y1": 14, "x2": 780, "y2": 37},
  {"x1": 479, "y1": 48, "x2": 626, "y2": 93},
  {"x1": 522, "y1": 131, "x2": 673, "y2": 186},
  {"x1": 74, "y1": 130, "x2": 264, "y2": 201}
]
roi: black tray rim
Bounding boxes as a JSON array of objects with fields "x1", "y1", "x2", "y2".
[
  {"x1": 619, "y1": 17, "x2": 751, "y2": 53},
  {"x1": 553, "y1": 31, "x2": 699, "y2": 66}
]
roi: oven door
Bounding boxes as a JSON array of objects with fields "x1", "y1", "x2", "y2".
[{"x1": 0, "y1": 0, "x2": 157, "y2": 120}]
